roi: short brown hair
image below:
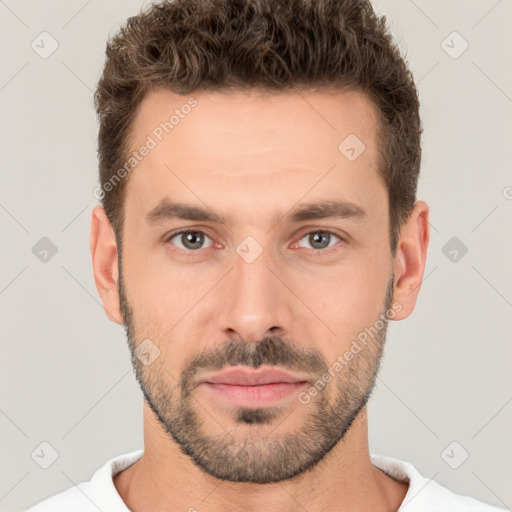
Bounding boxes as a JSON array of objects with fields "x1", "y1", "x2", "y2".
[{"x1": 94, "y1": 0, "x2": 421, "y2": 254}]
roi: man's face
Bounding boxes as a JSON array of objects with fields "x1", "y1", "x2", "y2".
[{"x1": 117, "y1": 88, "x2": 396, "y2": 483}]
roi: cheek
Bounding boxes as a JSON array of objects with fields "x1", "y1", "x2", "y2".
[
  {"x1": 122, "y1": 253, "x2": 209, "y2": 359},
  {"x1": 316, "y1": 258, "x2": 391, "y2": 343},
  {"x1": 323, "y1": 285, "x2": 380, "y2": 342},
  {"x1": 122, "y1": 235, "x2": 183, "y2": 309}
]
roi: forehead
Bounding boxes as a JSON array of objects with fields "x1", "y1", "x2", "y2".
[
  {"x1": 123, "y1": 87, "x2": 384, "y2": 224},
  {"x1": 129, "y1": 87, "x2": 379, "y2": 162}
]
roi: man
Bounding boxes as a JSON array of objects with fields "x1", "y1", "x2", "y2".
[{"x1": 26, "y1": 0, "x2": 506, "y2": 510}]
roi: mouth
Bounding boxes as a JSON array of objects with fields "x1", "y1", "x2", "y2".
[{"x1": 198, "y1": 366, "x2": 311, "y2": 408}]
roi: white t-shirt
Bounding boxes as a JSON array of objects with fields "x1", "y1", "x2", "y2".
[{"x1": 25, "y1": 449, "x2": 506, "y2": 511}]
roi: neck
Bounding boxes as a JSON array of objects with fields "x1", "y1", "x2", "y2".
[{"x1": 114, "y1": 404, "x2": 409, "y2": 512}]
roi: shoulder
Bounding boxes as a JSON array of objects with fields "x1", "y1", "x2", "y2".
[
  {"x1": 24, "y1": 485, "x2": 94, "y2": 512},
  {"x1": 411, "y1": 478, "x2": 507, "y2": 512},
  {"x1": 370, "y1": 453, "x2": 507, "y2": 512},
  {"x1": 24, "y1": 449, "x2": 144, "y2": 512}
]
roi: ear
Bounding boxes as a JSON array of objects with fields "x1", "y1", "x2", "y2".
[
  {"x1": 391, "y1": 200, "x2": 430, "y2": 320},
  {"x1": 90, "y1": 205, "x2": 123, "y2": 325}
]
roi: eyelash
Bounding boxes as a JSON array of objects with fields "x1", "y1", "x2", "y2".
[{"x1": 164, "y1": 228, "x2": 344, "y2": 254}]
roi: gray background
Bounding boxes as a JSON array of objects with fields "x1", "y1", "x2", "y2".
[{"x1": 1, "y1": 1, "x2": 511, "y2": 511}]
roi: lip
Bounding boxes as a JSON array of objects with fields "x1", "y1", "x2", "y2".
[
  {"x1": 199, "y1": 366, "x2": 311, "y2": 386},
  {"x1": 198, "y1": 366, "x2": 311, "y2": 408}
]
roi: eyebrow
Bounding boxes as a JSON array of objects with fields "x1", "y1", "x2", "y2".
[{"x1": 145, "y1": 198, "x2": 368, "y2": 226}]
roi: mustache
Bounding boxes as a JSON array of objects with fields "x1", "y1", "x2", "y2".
[{"x1": 180, "y1": 334, "x2": 328, "y2": 393}]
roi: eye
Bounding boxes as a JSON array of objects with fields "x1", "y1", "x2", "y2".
[
  {"x1": 166, "y1": 230, "x2": 214, "y2": 251},
  {"x1": 296, "y1": 230, "x2": 342, "y2": 251},
  {"x1": 165, "y1": 228, "x2": 343, "y2": 254}
]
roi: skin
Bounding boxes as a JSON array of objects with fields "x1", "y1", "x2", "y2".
[{"x1": 90, "y1": 87, "x2": 429, "y2": 511}]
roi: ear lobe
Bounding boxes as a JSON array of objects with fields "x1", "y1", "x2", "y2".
[
  {"x1": 90, "y1": 205, "x2": 123, "y2": 325},
  {"x1": 390, "y1": 201, "x2": 430, "y2": 321}
]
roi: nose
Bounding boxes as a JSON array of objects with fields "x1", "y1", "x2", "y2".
[{"x1": 217, "y1": 243, "x2": 293, "y2": 343}]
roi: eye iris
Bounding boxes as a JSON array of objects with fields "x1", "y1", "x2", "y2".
[
  {"x1": 309, "y1": 231, "x2": 330, "y2": 249},
  {"x1": 176, "y1": 232, "x2": 334, "y2": 251},
  {"x1": 182, "y1": 231, "x2": 204, "y2": 250}
]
